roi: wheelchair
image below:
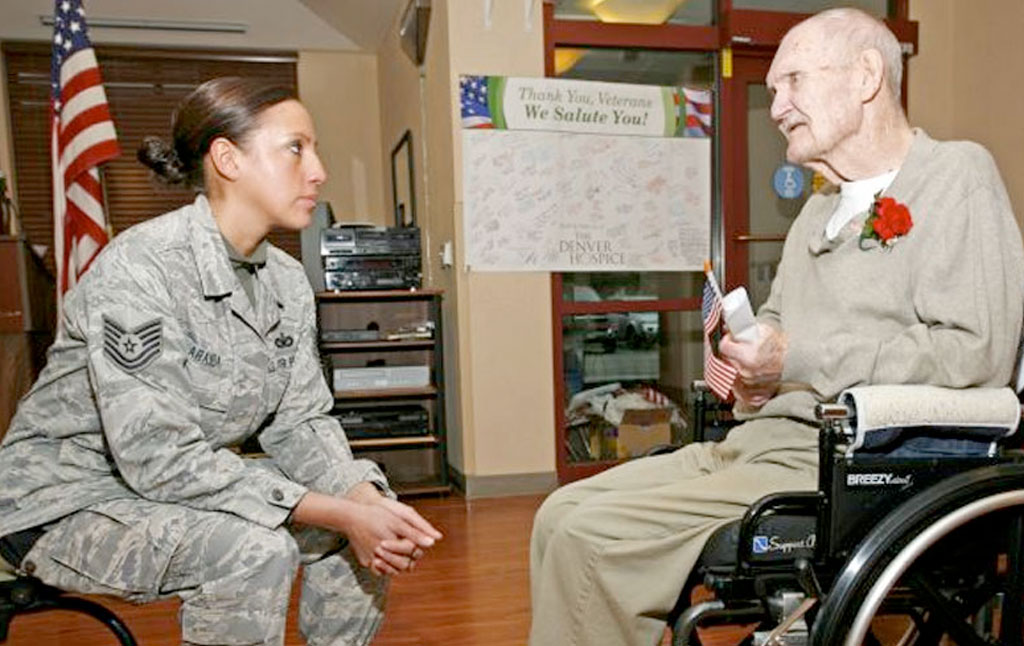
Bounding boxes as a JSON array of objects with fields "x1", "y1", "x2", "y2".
[{"x1": 670, "y1": 383, "x2": 1024, "y2": 646}]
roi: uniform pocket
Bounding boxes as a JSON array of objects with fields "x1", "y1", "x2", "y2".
[
  {"x1": 183, "y1": 308, "x2": 234, "y2": 412},
  {"x1": 183, "y1": 340, "x2": 232, "y2": 412},
  {"x1": 34, "y1": 499, "x2": 185, "y2": 602}
]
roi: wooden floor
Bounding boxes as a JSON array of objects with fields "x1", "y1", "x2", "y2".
[
  {"x1": 4, "y1": 493, "x2": 747, "y2": 646},
  {"x1": 4, "y1": 494, "x2": 542, "y2": 646}
]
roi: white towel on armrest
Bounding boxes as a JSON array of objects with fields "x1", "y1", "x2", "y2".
[{"x1": 839, "y1": 385, "x2": 1021, "y2": 454}]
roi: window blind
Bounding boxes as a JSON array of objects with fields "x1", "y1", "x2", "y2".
[{"x1": 3, "y1": 42, "x2": 300, "y2": 277}]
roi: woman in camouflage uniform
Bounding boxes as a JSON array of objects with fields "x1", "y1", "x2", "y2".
[{"x1": 0, "y1": 77, "x2": 440, "y2": 646}]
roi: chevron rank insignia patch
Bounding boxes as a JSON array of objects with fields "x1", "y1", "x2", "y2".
[{"x1": 103, "y1": 315, "x2": 163, "y2": 374}]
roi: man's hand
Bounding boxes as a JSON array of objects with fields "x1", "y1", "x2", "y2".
[{"x1": 718, "y1": 322, "x2": 787, "y2": 408}]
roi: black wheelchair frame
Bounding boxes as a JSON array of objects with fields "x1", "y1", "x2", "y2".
[{"x1": 671, "y1": 386, "x2": 1024, "y2": 646}]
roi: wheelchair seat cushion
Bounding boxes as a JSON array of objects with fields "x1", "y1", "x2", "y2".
[
  {"x1": 840, "y1": 386, "x2": 1020, "y2": 456},
  {"x1": 697, "y1": 514, "x2": 818, "y2": 572},
  {"x1": 698, "y1": 520, "x2": 741, "y2": 570}
]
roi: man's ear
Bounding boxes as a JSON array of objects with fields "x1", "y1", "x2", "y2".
[
  {"x1": 207, "y1": 137, "x2": 242, "y2": 182},
  {"x1": 857, "y1": 48, "x2": 886, "y2": 103}
]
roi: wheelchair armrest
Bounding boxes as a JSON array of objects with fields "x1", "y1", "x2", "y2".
[
  {"x1": 737, "y1": 491, "x2": 824, "y2": 570},
  {"x1": 691, "y1": 380, "x2": 738, "y2": 443},
  {"x1": 830, "y1": 385, "x2": 1021, "y2": 456}
]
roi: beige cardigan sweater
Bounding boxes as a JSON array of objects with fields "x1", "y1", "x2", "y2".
[{"x1": 744, "y1": 129, "x2": 1024, "y2": 424}]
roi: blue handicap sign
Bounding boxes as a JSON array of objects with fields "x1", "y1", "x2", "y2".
[
  {"x1": 772, "y1": 164, "x2": 804, "y2": 199},
  {"x1": 752, "y1": 535, "x2": 770, "y2": 554}
]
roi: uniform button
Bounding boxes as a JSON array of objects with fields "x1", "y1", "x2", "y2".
[
  {"x1": 23, "y1": 560, "x2": 36, "y2": 574},
  {"x1": 272, "y1": 488, "x2": 284, "y2": 501}
]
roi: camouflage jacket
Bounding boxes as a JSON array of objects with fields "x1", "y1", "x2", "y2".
[{"x1": 0, "y1": 195, "x2": 389, "y2": 537}]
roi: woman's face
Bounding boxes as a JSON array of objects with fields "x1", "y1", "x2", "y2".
[{"x1": 234, "y1": 99, "x2": 326, "y2": 232}]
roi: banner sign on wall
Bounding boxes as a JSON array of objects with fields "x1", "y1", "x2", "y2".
[
  {"x1": 460, "y1": 75, "x2": 712, "y2": 272},
  {"x1": 459, "y1": 75, "x2": 713, "y2": 138}
]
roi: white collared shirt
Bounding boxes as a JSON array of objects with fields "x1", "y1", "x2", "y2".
[{"x1": 826, "y1": 169, "x2": 899, "y2": 240}]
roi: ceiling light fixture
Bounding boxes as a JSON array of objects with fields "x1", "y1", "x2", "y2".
[
  {"x1": 590, "y1": 0, "x2": 686, "y2": 25},
  {"x1": 39, "y1": 15, "x2": 248, "y2": 34},
  {"x1": 554, "y1": 48, "x2": 588, "y2": 76}
]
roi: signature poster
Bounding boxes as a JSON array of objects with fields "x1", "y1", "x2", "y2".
[{"x1": 460, "y1": 76, "x2": 712, "y2": 272}]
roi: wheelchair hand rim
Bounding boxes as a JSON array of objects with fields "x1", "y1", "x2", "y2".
[{"x1": 844, "y1": 488, "x2": 1024, "y2": 646}]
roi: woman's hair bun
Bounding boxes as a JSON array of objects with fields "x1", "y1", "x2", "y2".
[{"x1": 136, "y1": 136, "x2": 187, "y2": 185}]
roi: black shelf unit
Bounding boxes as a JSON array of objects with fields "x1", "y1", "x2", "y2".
[{"x1": 316, "y1": 289, "x2": 449, "y2": 496}]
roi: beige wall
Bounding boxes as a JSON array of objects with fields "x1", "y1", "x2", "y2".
[
  {"x1": 376, "y1": 0, "x2": 470, "y2": 473},
  {"x1": 443, "y1": 0, "x2": 555, "y2": 483},
  {"x1": 909, "y1": 0, "x2": 1024, "y2": 224},
  {"x1": 907, "y1": 0, "x2": 955, "y2": 140},
  {"x1": 298, "y1": 51, "x2": 387, "y2": 224},
  {"x1": 377, "y1": 19, "x2": 426, "y2": 234},
  {"x1": 380, "y1": 0, "x2": 556, "y2": 488}
]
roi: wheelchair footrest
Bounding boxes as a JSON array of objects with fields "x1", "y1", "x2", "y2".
[
  {"x1": 754, "y1": 627, "x2": 808, "y2": 646},
  {"x1": 672, "y1": 600, "x2": 766, "y2": 646}
]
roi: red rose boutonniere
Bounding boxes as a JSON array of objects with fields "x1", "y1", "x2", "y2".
[{"x1": 860, "y1": 193, "x2": 912, "y2": 250}]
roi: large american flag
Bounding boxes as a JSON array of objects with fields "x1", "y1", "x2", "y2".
[
  {"x1": 51, "y1": 0, "x2": 120, "y2": 304},
  {"x1": 702, "y1": 277, "x2": 738, "y2": 401}
]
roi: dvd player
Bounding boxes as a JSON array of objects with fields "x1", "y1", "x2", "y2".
[
  {"x1": 321, "y1": 226, "x2": 421, "y2": 257},
  {"x1": 336, "y1": 406, "x2": 430, "y2": 438}
]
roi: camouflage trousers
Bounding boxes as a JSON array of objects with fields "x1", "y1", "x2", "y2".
[{"x1": 21, "y1": 496, "x2": 387, "y2": 645}]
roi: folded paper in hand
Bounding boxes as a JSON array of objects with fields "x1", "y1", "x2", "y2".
[{"x1": 722, "y1": 286, "x2": 759, "y2": 343}]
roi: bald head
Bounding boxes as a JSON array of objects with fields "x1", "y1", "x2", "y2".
[{"x1": 790, "y1": 8, "x2": 903, "y2": 101}]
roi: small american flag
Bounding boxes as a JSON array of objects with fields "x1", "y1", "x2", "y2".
[
  {"x1": 702, "y1": 277, "x2": 738, "y2": 401},
  {"x1": 460, "y1": 75, "x2": 493, "y2": 129},
  {"x1": 51, "y1": 0, "x2": 120, "y2": 305}
]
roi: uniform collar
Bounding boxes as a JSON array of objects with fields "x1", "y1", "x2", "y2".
[
  {"x1": 187, "y1": 194, "x2": 286, "y2": 335},
  {"x1": 188, "y1": 194, "x2": 235, "y2": 299},
  {"x1": 223, "y1": 236, "x2": 269, "y2": 271}
]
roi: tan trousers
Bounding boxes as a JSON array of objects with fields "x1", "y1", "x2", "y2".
[{"x1": 529, "y1": 417, "x2": 819, "y2": 646}]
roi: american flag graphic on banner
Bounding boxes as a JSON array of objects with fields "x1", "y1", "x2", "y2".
[
  {"x1": 702, "y1": 278, "x2": 738, "y2": 401},
  {"x1": 51, "y1": 0, "x2": 120, "y2": 304},
  {"x1": 683, "y1": 87, "x2": 713, "y2": 138},
  {"x1": 460, "y1": 76, "x2": 493, "y2": 129}
]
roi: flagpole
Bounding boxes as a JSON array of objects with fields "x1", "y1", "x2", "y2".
[{"x1": 98, "y1": 164, "x2": 113, "y2": 239}]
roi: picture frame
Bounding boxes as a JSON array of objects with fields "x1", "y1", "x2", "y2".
[{"x1": 391, "y1": 130, "x2": 416, "y2": 228}]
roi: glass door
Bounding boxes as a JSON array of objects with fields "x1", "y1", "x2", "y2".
[
  {"x1": 550, "y1": 47, "x2": 714, "y2": 483},
  {"x1": 720, "y1": 53, "x2": 811, "y2": 306}
]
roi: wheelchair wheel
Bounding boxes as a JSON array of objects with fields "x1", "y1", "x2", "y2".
[{"x1": 812, "y1": 462, "x2": 1024, "y2": 646}]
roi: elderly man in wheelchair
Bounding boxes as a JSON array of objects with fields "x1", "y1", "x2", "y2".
[{"x1": 529, "y1": 8, "x2": 1024, "y2": 646}]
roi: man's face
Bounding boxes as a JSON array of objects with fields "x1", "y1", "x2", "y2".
[{"x1": 766, "y1": 28, "x2": 861, "y2": 167}]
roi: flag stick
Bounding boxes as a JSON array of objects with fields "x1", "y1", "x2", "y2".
[{"x1": 703, "y1": 259, "x2": 724, "y2": 301}]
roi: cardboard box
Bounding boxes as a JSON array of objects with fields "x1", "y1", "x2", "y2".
[{"x1": 615, "y1": 408, "x2": 672, "y2": 458}]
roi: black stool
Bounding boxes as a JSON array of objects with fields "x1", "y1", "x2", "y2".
[{"x1": 0, "y1": 559, "x2": 137, "y2": 645}]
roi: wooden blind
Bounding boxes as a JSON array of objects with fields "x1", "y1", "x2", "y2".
[{"x1": 3, "y1": 42, "x2": 301, "y2": 277}]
